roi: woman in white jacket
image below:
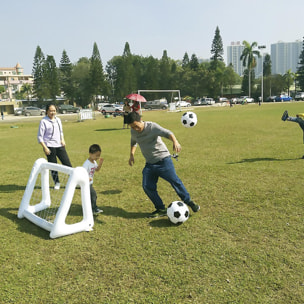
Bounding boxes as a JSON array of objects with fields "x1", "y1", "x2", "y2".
[{"x1": 37, "y1": 104, "x2": 72, "y2": 190}]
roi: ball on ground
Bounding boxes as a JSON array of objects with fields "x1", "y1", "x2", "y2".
[{"x1": 167, "y1": 201, "x2": 189, "y2": 224}]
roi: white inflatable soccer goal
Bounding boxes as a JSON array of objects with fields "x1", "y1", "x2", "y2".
[{"x1": 18, "y1": 158, "x2": 94, "y2": 238}]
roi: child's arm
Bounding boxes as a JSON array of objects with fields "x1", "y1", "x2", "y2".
[{"x1": 95, "y1": 158, "x2": 104, "y2": 172}]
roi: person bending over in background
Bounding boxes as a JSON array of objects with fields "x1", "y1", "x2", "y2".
[{"x1": 282, "y1": 110, "x2": 304, "y2": 158}]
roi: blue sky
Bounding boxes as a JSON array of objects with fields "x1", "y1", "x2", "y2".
[{"x1": 1, "y1": 0, "x2": 303, "y2": 74}]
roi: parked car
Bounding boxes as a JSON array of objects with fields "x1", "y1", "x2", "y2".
[
  {"x1": 235, "y1": 97, "x2": 244, "y2": 104},
  {"x1": 275, "y1": 95, "x2": 292, "y2": 102},
  {"x1": 176, "y1": 100, "x2": 191, "y2": 107},
  {"x1": 295, "y1": 92, "x2": 304, "y2": 101},
  {"x1": 194, "y1": 99, "x2": 202, "y2": 106},
  {"x1": 204, "y1": 98, "x2": 215, "y2": 105},
  {"x1": 144, "y1": 100, "x2": 168, "y2": 110},
  {"x1": 58, "y1": 104, "x2": 80, "y2": 114},
  {"x1": 218, "y1": 97, "x2": 229, "y2": 103},
  {"x1": 22, "y1": 106, "x2": 45, "y2": 116},
  {"x1": 266, "y1": 96, "x2": 277, "y2": 102},
  {"x1": 97, "y1": 102, "x2": 111, "y2": 111},
  {"x1": 14, "y1": 107, "x2": 23, "y2": 115},
  {"x1": 240, "y1": 96, "x2": 254, "y2": 103},
  {"x1": 100, "y1": 104, "x2": 123, "y2": 115},
  {"x1": 194, "y1": 98, "x2": 215, "y2": 105}
]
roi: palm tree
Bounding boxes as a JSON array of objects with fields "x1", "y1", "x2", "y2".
[
  {"x1": 20, "y1": 83, "x2": 32, "y2": 100},
  {"x1": 240, "y1": 41, "x2": 260, "y2": 97},
  {"x1": 283, "y1": 69, "x2": 295, "y2": 97}
]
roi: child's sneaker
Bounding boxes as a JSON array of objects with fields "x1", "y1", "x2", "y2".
[
  {"x1": 54, "y1": 183, "x2": 60, "y2": 190},
  {"x1": 281, "y1": 110, "x2": 289, "y2": 121},
  {"x1": 93, "y1": 208, "x2": 103, "y2": 215}
]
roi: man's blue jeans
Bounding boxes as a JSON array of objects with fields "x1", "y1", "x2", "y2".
[
  {"x1": 289, "y1": 116, "x2": 304, "y2": 142},
  {"x1": 142, "y1": 156, "x2": 191, "y2": 210},
  {"x1": 289, "y1": 116, "x2": 304, "y2": 129}
]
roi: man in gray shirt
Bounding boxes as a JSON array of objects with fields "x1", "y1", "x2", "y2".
[{"x1": 126, "y1": 112, "x2": 200, "y2": 218}]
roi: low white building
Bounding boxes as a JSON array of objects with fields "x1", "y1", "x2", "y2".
[{"x1": 0, "y1": 63, "x2": 33, "y2": 114}]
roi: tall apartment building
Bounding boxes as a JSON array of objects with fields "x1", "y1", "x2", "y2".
[
  {"x1": 271, "y1": 40, "x2": 302, "y2": 75},
  {"x1": 255, "y1": 52, "x2": 266, "y2": 78},
  {"x1": 227, "y1": 42, "x2": 266, "y2": 77},
  {"x1": 227, "y1": 40, "x2": 302, "y2": 77},
  {"x1": 226, "y1": 41, "x2": 245, "y2": 76}
]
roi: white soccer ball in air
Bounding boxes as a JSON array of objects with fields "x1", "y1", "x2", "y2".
[
  {"x1": 181, "y1": 111, "x2": 197, "y2": 128},
  {"x1": 167, "y1": 201, "x2": 190, "y2": 224}
]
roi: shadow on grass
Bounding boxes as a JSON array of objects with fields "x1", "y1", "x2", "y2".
[
  {"x1": 227, "y1": 157, "x2": 301, "y2": 164},
  {"x1": 0, "y1": 207, "x2": 50, "y2": 240},
  {"x1": 101, "y1": 206, "x2": 149, "y2": 219},
  {"x1": 149, "y1": 218, "x2": 175, "y2": 228},
  {"x1": 0, "y1": 184, "x2": 26, "y2": 193},
  {"x1": 95, "y1": 128, "x2": 123, "y2": 132},
  {"x1": 100, "y1": 206, "x2": 180, "y2": 228},
  {"x1": 100, "y1": 189, "x2": 122, "y2": 195},
  {"x1": 98, "y1": 206, "x2": 179, "y2": 228}
]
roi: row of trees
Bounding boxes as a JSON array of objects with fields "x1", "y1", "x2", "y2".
[
  {"x1": 28, "y1": 28, "x2": 304, "y2": 107},
  {"x1": 31, "y1": 42, "x2": 110, "y2": 107}
]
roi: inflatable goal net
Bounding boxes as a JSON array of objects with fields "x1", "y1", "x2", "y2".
[{"x1": 18, "y1": 158, "x2": 94, "y2": 238}]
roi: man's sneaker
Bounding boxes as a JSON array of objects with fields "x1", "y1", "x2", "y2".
[
  {"x1": 54, "y1": 183, "x2": 60, "y2": 190},
  {"x1": 186, "y1": 201, "x2": 200, "y2": 212},
  {"x1": 281, "y1": 110, "x2": 289, "y2": 121},
  {"x1": 147, "y1": 209, "x2": 167, "y2": 218},
  {"x1": 93, "y1": 208, "x2": 103, "y2": 215}
]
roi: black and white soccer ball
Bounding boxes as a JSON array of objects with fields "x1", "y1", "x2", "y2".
[
  {"x1": 167, "y1": 201, "x2": 190, "y2": 224},
  {"x1": 181, "y1": 111, "x2": 197, "y2": 128}
]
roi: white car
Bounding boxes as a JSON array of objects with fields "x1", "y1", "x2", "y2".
[
  {"x1": 100, "y1": 104, "x2": 123, "y2": 115},
  {"x1": 241, "y1": 96, "x2": 254, "y2": 103},
  {"x1": 204, "y1": 98, "x2": 215, "y2": 105},
  {"x1": 194, "y1": 98, "x2": 215, "y2": 105},
  {"x1": 218, "y1": 97, "x2": 229, "y2": 103},
  {"x1": 176, "y1": 100, "x2": 191, "y2": 107},
  {"x1": 14, "y1": 107, "x2": 23, "y2": 115},
  {"x1": 295, "y1": 92, "x2": 304, "y2": 101}
]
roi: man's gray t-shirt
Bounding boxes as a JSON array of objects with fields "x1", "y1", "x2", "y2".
[{"x1": 130, "y1": 121, "x2": 172, "y2": 164}]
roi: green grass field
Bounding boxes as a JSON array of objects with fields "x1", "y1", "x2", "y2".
[{"x1": 1, "y1": 103, "x2": 304, "y2": 303}]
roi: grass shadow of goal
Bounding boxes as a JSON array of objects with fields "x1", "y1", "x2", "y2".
[
  {"x1": 0, "y1": 184, "x2": 26, "y2": 193},
  {"x1": 0, "y1": 207, "x2": 50, "y2": 240}
]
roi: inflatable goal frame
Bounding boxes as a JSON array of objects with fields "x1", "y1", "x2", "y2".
[{"x1": 18, "y1": 158, "x2": 94, "y2": 238}]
